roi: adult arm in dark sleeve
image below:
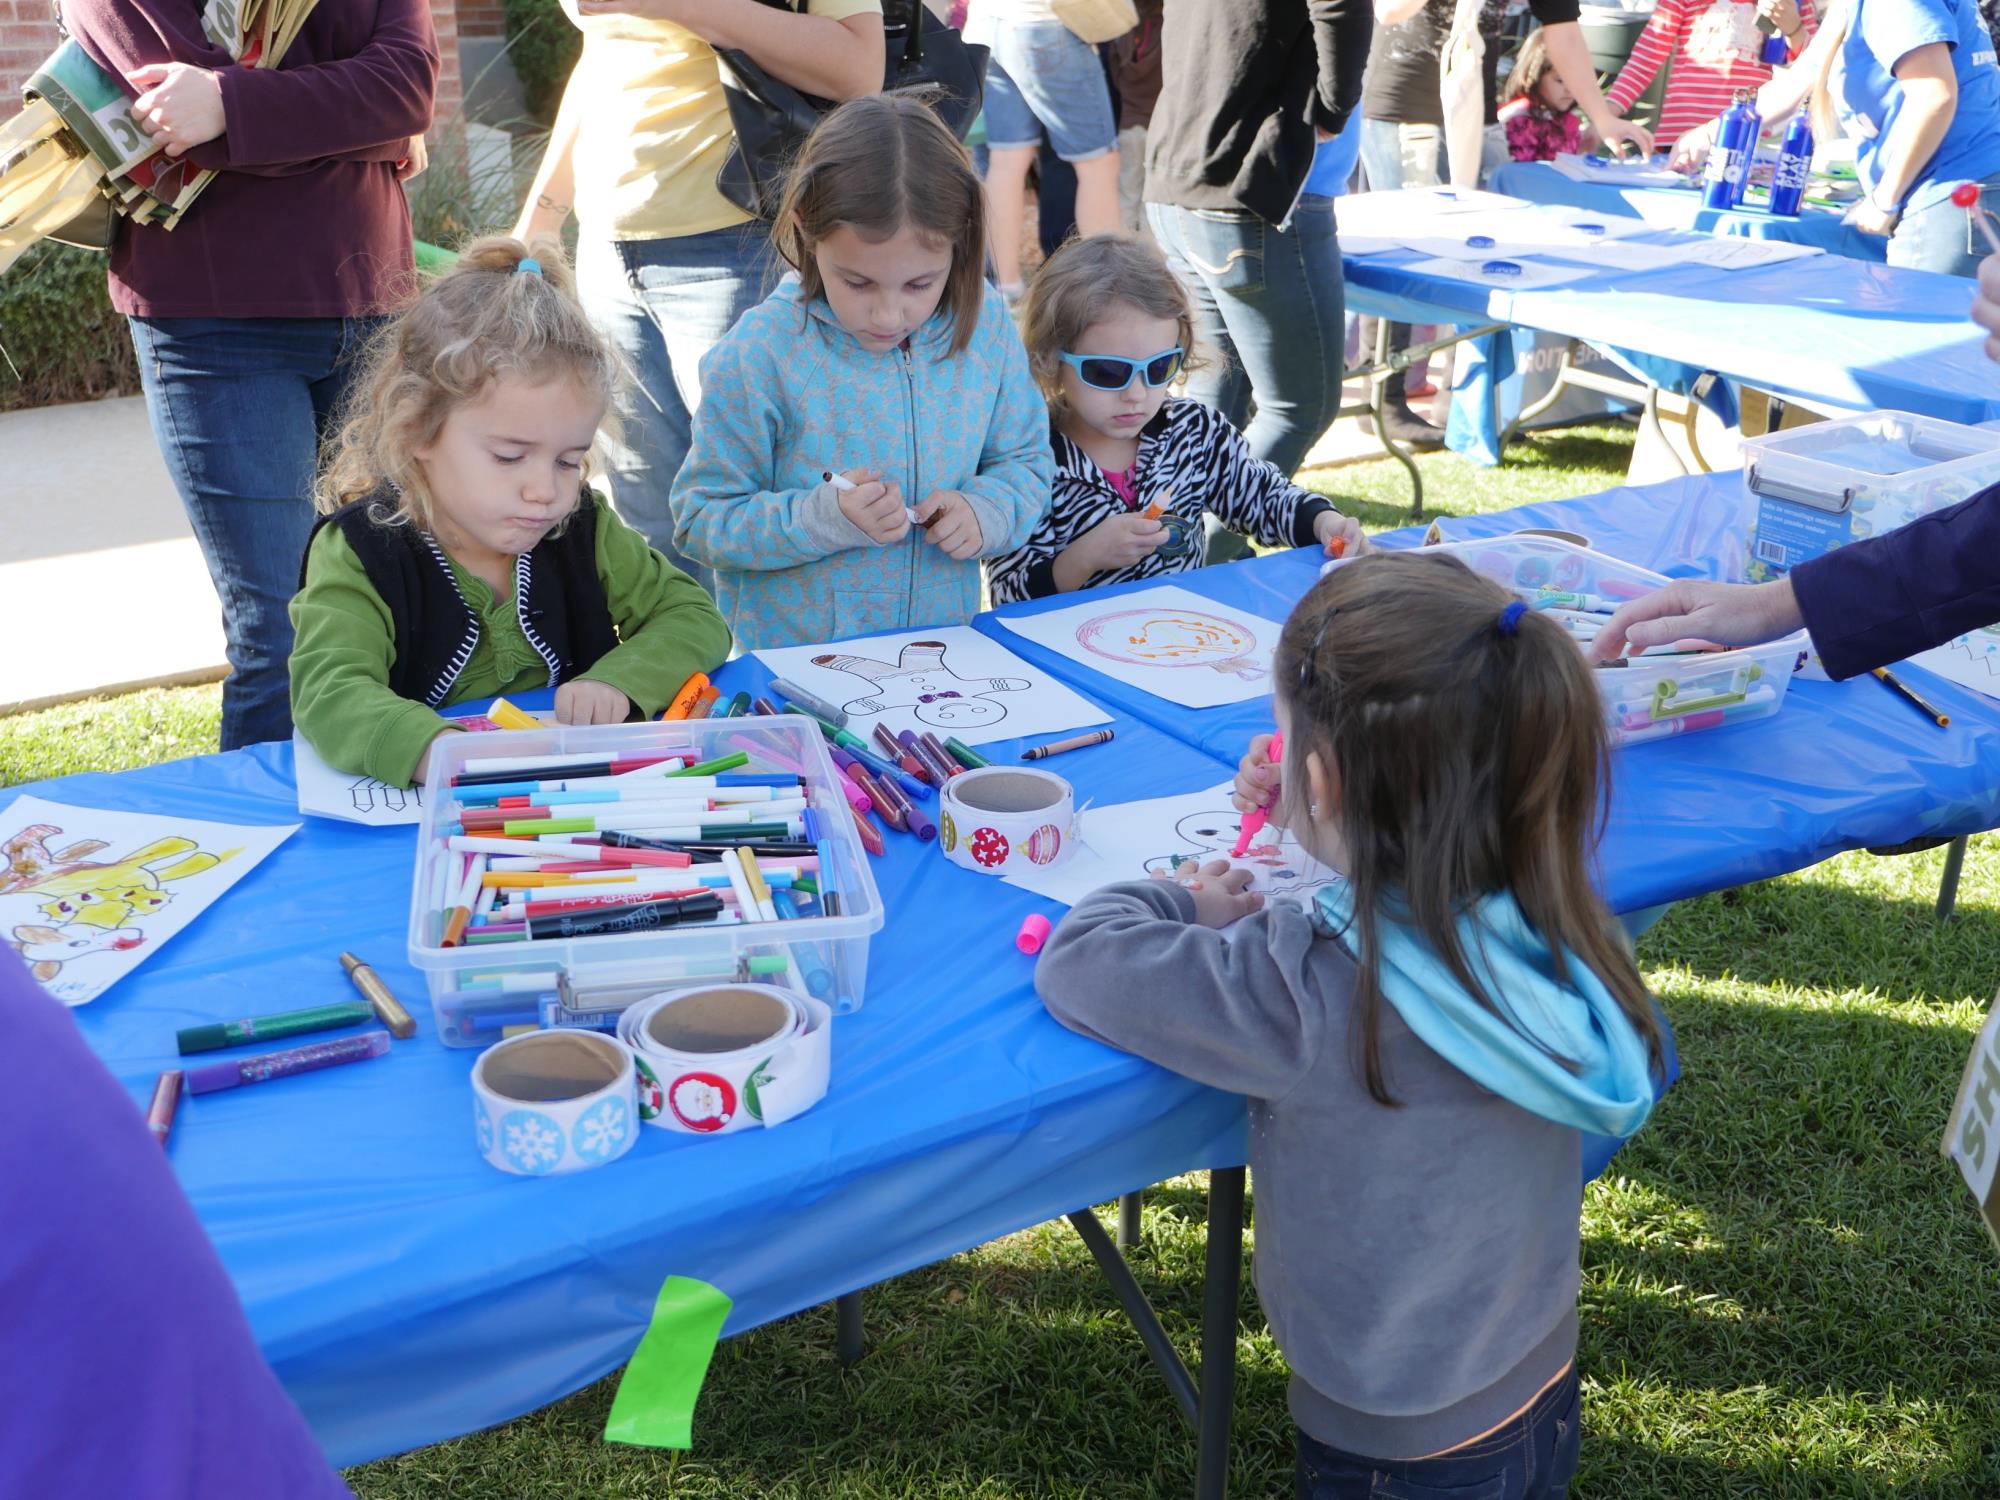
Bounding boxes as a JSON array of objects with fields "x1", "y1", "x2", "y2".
[
  {"x1": 1790, "y1": 486, "x2": 2000, "y2": 679},
  {"x1": 1309, "y1": 0, "x2": 1376, "y2": 131}
]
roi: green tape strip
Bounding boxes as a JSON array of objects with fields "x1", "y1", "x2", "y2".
[{"x1": 603, "y1": 1274, "x2": 733, "y2": 1450}]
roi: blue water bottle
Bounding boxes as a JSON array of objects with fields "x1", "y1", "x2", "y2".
[
  {"x1": 1704, "y1": 92, "x2": 1754, "y2": 210},
  {"x1": 1768, "y1": 115, "x2": 1813, "y2": 216},
  {"x1": 1756, "y1": 13, "x2": 1790, "y2": 64},
  {"x1": 1732, "y1": 95, "x2": 1762, "y2": 205}
]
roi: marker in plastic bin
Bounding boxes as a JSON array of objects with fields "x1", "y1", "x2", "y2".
[{"x1": 773, "y1": 891, "x2": 836, "y2": 1000}]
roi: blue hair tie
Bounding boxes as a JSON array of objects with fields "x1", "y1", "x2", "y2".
[
  {"x1": 516, "y1": 257, "x2": 544, "y2": 278},
  {"x1": 1497, "y1": 599, "x2": 1527, "y2": 636}
]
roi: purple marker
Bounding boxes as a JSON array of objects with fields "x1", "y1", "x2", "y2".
[{"x1": 185, "y1": 1031, "x2": 391, "y2": 1095}]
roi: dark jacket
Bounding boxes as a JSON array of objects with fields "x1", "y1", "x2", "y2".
[
  {"x1": 1143, "y1": 0, "x2": 1372, "y2": 223},
  {"x1": 1790, "y1": 485, "x2": 2000, "y2": 680}
]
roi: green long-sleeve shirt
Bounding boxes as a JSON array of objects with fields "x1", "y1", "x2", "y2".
[{"x1": 290, "y1": 506, "x2": 733, "y2": 786}]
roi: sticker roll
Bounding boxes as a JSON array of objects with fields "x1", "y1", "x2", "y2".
[
  {"x1": 616, "y1": 984, "x2": 832, "y2": 1136},
  {"x1": 472, "y1": 1029, "x2": 640, "y2": 1176},
  {"x1": 938, "y1": 766, "x2": 1075, "y2": 876}
]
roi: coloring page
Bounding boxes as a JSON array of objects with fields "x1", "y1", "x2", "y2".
[
  {"x1": 1910, "y1": 626, "x2": 2000, "y2": 704},
  {"x1": 755, "y1": 625, "x2": 1109, "y2": 747},
  {"x1": 294, "y1": 735, "x2": 426, "y2": 826},
  {"x1": 1004, "y1": 781, "x2": 1342, "y2": 913},
  {"x1": 997, "y1": 584, "x2": 1284, "y2": 708},
  {"x1": 0, "y1": 794, "x2": 295, "y2": 1005}
]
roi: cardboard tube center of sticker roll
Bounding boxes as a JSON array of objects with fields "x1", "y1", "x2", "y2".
[
  {"x1": 950, "y1": 770, "x2": 1067, "y2": 816},
  {"x1": 643, "y1": 987, "x2": 794, "y2": 1055},
  {"x1": 478, "y1": 1030, "x2": 627, "y2": 1102}
]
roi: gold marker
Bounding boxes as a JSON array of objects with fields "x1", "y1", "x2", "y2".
[{"x1": 340, "y1": 951, "x2": 418, "y2": 1039}]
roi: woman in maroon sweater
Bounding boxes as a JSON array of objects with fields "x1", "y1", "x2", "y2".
[{"x1": 64, "y1": 0, "x2": 438, "y2": 749}]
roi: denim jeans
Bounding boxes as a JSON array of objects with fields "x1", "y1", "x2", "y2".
[
  {"x1": 1889, "y1": 174, "x2": 2000, "y2": 279},
  {"x1": 1296, "y1": 1364, "x2": 1582, "y2": 1500},
  {"x1": 575, "y1": 222, "x2": 776, "y2": 591},
  {"x1": 129, "y1": 314, "x2": 380, "y2": 750}
]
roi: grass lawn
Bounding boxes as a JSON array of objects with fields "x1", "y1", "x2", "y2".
[{"x1": 5, "y1": 425, "x2": 1997, "y2": 1498}]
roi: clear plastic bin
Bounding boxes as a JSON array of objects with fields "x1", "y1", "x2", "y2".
[
  {"x1": 1425, "y1": 535, "x2": 1809, "y2": 747},
  {"x1": 1738, "y1": 412, "x2": 2000, "y2": 582},
  {"x1": 408, "y1": 716, "x2": 884, "y2": 1047}
]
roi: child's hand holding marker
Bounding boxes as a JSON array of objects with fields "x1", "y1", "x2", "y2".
[
  {"x1": 823, "y1": 467, "x2": 913, "y2": 545},
  {"x1": 914, "y1": 490, "x2": 984, "y2": 560},
  {"x1": 1089, "y1": 511, "x2": 1171, "y2": 568},
  {"x1": 555, "y1": 678, "x2": 633, "y2": 726},
  {"x1": 1231, "y1": 732, "x2": 1281, "y2": 821},
  {"x1": 1153, "y1": 857, "x2": 1263, "y2": 928},
  {"x1": 1315, "y1": 511, "x2": 1368, "y2": 559}
]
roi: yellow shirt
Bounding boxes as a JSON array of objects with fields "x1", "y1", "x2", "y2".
[{"x1": 563, "y1": 0, "x2": 884, "y2": 241}]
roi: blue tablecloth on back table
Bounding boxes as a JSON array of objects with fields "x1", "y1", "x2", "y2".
[{"x1": 24, "y1": 476, "x2": 2000, "y2": 1468}]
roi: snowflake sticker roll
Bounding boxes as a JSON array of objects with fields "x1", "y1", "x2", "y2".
[
  {"x1": 498, "y1": 1108, "x2": 567, "y2": 1176},
  {"x1": 571, "y1": 1094, "x2": 634, "y2": 1164}
]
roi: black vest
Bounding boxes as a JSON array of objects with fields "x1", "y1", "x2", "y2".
[{"x1": 303, "y1": 490, "x2": 622, "y2": 709}]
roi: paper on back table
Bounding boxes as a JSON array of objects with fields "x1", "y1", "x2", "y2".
[{"x1": 995, "y1": 584, "x2": 1287, "y2": 709}]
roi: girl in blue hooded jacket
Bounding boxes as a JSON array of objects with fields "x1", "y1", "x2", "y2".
[
  {"x1": 671, "y1": 93, "x2": 1054, "y2": 650},
  {"x1": 1036, "y1": 550, "x2": 1671, "y2": 1500}
]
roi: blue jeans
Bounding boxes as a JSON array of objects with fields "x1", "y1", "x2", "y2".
[
  {"x1": 1146, "y1": 196, "x2": 1346, "y2": 479},
  {"x1": 1296, "y1": 1365, "x2": 1582, "y2": 1500},
  {"x1": 129, "y1": 315, "x2": 380, "y2": 750},
  {"x1": 1889, "y1": 174, "x2": 2000, "y2": 278},
  {"x1": 575, "y1": 223, "x2": 776, "y2": 591},
  {"x1": 981, "y1": 21, "x2": 1118, "y2": 161}
]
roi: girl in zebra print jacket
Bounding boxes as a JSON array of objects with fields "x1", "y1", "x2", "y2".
[{"x1": 986, "y1": 235, "x2": 1367, "y2": 607}]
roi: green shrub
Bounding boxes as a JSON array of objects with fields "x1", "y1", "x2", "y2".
[
  {"x1": 0, "y1": 241, "x2": 139, "y2": 412},
  {"x1": 504, "y1": 0, "x2": 581, "y2": 125}
]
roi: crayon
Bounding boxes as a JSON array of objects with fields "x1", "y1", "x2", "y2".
[
  {"x1": 148, "y1": 1070, "x2": 183, "y2": 1147},
  {"x1": 1022, "y1": 727, "x2": 1116, "y2": 760},
  {"x1": 770, "y1": 676, "x2": 850, "y2": 727},
  {"x1": 177, "y1": 1000, "x2": 375, "y2": 1056},
  {"x1": 185, "y1": 1031, "x2": 392, "y2": 1096}
]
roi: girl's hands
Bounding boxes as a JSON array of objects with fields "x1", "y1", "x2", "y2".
[
  {"x1": 839, "y1": 468, "x2": 912, "y2": 546},
  {"x1": 1314, "y1": 511, "x2": 1369, "y2": 558},
  {"x1": 127, "y1": 63, "x2": 225, "y2": 157},
  {"x1": 916, "y1": 490, "x2": 983, "y2": 560},
  {"x1": 556, "y1": 679, "x2": 633, "y2": 726},
  {"x1": 1155, "y1": 858, "x2": 1263, "y2": 929},
  {"x1": 1084, "y1": 512, "x2": 1169, "y2": 569},
  {"x1": 1232, "y1": 733, "x2": 1280, "y2": 816},
  {"x1": 396, "y1": 135, "x2": 429, "y2": 182}
]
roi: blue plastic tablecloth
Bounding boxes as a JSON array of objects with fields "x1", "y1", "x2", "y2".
[
  {"x1": 1487, "y1": 162, "x2": 1885, "y2": 263},
  {"x1": 25, "y1": 477, "x2": 2000, "y2": 1467}
]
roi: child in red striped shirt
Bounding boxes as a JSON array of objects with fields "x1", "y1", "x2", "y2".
[{"x1": 1606, "y1": 0, "x2": 1816, "y2": 146}]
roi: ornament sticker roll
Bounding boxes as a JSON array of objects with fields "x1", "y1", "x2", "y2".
[
  {"x1": 616, "y1": 985, "x2": 832, "y2": 1137},
  {"x1": 938, "y1": 767, "x2": 1075, "y2": 877},
  {"x1": 472, "y1": 1029, "x2": 641, "y2": 1177}
]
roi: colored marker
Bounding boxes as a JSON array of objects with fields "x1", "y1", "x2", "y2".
[
  {"x1": 661, "y1": 671, "x2": 711, "y2": 721},
  {"x1": 1022, "y1": 727, "x2": 1115, "y2": 760},
  {"x1": 177, "y1": 1000, "x2": 376, "y2": 1055},
  {"x1": 486, "y1": 697, "x2": 541, "y2": 730},
  {"x1": 739, "y1": 847, "x2": 783, "y2": 922},
  {"x1": 185, "y1": 1031, "x2": 392, "y2": 1095},
  {"x1": 667, "y1": 752, "x2": 752, "y2": 777},
  {"x1": 774, "y1": 891, "x2": 836, "y2": 1000},
  {"x1": 918, "y1": 732, "x2": 963, "y2": 781},
  {"x1": 1232, "y1": 731, "x2": 1284, "y2": 856},
  {"x1": 847, "y1": 761, "x2": 908, "y2": 832},
  {"x1": 901, "y1": 729, "x2": 958, "y2": 785},
  {"x1": 851, "y1": 808, "x2": 886, "y2": 858},
  {"x1": 526, "y1": 890, "x2": 725, "y2": 939},
  {"x1": 1872, "y1": 667, "x2": 1950, "y2": 728},
  {"x1": 340, "y1": 952, "x2": 417, "y2": 1039},
  {"x1": 944, "y1": 737, "x2": 990, "y2": 771},
  {"x1": 723, "y1": 691, "x2": 752, "y2": 718},
  {"x1": 688, "y1": 684, "x2": 723, "y2": 719},
  {"x1": 806, "y1": 809, "x2": 843, "y2": 919},
  {"x1": 770, "y1": 676, "x2": 850, "y2": 727},
  {"x1": 148, "y1": 1070, "x2": 183, "y2": 1147},
  {"x1": 874, "y1": 723, "x2": 931, "y2": 780},
  {"x1": 753, "y1": 696, "x2": 780, "y2": 717}
]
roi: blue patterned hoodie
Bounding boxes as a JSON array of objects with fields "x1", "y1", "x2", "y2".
[{"x1": 672, "y1": 276, "x2": 1054, "y2": 649}]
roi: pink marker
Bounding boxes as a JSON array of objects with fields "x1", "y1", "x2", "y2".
[
  {"x1": 1232, "y1": 732, "x2": 1284, "y2": 857},
  {"x1": 1952, "y1": 182, "x2": 2000, "y2": 254}
]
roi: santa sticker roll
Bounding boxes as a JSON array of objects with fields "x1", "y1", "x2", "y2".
[
  {"x1": 939, "y1": 767, "x2": 1074, "y2": 877},
  {"x1": 616, "y1": 984, "x2": 832, "y2": 1136},
  {"x1": 472, "y1": 1029, "x2": 641, "y2": 1177}
]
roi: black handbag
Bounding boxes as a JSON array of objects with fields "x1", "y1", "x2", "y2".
[{"x1": 714, "y1": 0, "x2": 989, "y2": 221}]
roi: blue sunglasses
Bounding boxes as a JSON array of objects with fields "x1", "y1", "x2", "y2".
[{"x1": 1058, "y1": 346, "x2": 1185, "y2": 391}]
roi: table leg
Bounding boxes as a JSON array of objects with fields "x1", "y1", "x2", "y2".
[
  {"x1": 1195, "y1": 1166, "x2": 1246, "y2": 1500},
  {"x1": 1937, "y1": 835, "x2": 1971, "y2": 922},
  {"x1": 1641, "y1": 388, "x2": 1690, "y2": 477},
  {"x1": 1119, "y1": 1189, "x2": 1144, "y2": 1249},
  {"x1": 836, "y1": 1290, "x2": 865, "y2": 1367}
]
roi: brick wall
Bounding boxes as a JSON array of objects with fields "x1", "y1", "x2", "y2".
[
  {"x1": 457, "y1": 0, "x2": 504, "y2": 39},
  {"x1": 1, "y1": 0, "x2": 466, "y2": 133}
]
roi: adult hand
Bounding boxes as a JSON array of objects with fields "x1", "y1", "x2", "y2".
[
  {"x1": 127, "y1": 63, "x2": 225, "y2": 157},
  {"x1": 1757, "y1": 0, "x2": 1803, "y2": 38},
  {"x1": 1975, "y1": 253, "x2": 2000, "y2": 361},
  {"x1": 1668, "y1": 120, "x2": 1717, "y2": 174},
  {"x1": 1588, "y1": 577, "x2": 1803, "y2": 661},
  {"x1": 510, "y1": 190, "x2": 571, "y2": 244},
  {"x1": 1596, "y1": 115, "x2": 1655, "y2": 161},
  {"x1": 1231, "y1": 733, "x2": 1280, "y2": 816},
  {"x1": 916, "y1": 490, "x2": 984, "y2": 561},
  {"x1": 1314, "y1": 511, "x2": 1369, "y2": 559},
  {"x1": 1082, "y1": 512, "x2": 1168, "y2": 569},
  {"x1": 838, "y1": 469, "x2": 911, "y2": 546},
  {"x1": 1844, "y1": 197, "x2": 1901, "y2": 237},
  {"x1": 555, "y1": 679, "x2": 634, "y2": 726},
  {"x1": 1156, "y1": 858, "x2": 1263, "y2": 929},
  {"x1": 396, "y1": 135, "x2": 428, "y2": 182}
]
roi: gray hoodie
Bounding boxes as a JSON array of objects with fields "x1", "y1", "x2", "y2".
[{"x1": 1036, "y1": 881, "x2": 1583, "y2": 1460}]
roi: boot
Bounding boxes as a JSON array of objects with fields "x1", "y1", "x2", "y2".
[{"x1": 1374, "y1": 388, "x2": 1445, "y2": 450}]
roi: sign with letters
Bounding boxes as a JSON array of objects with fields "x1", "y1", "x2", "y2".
[{"x1": 1943, "y1": 988, "x2": 2000, "y2": 1252}]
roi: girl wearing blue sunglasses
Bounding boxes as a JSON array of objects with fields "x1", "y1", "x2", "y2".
[{"x1": 988, "y1": 234, "x2": 1367, "y2": 606}]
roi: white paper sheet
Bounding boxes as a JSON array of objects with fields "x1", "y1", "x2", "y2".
[
  {"x1": 1679, "y1": 236, "x2": 1826, "y2": 270},
  {"x1": 1909, "y1": 628, "x2": 2000, "y2": 704},
  {"x1": 995, "y1": 585, "x2": 1286, "y2": 708},
  {"x1": 1547, "y1": 153, "x2": 1691, "y2": 189},
  {"x1": 0, "y1": 794, "x2": 296, "y2": 1005},
  {"x1": 755, "y1": 625, "x2": 1109, "y2": 746},
  {"x1": 1335, "y1": 188, "x2": 1534, "y2": 239},
  {"x1": 294, "y1": 735, "x2": 427, "y2": 826},
  {"x1": 1003, "y1": 781, "x2": 1343, "y2": 912},
  {"x1": 1396, "y1": 255, "x2": 1600, "y2": 291}
]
